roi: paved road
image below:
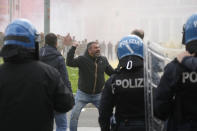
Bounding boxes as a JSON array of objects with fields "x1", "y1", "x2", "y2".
[
  {"x1": 70, "y1": 108, "x2": 99, "y2": 127},
  {"x1": 53, "y1": 106, "x2": 100, "y2": 131},
  {"x1": 69, "y1": 127, "x2": 100, "y2": 131},
  {"x1": 53, "y1": 127, "x2": 100, "y2": 131}
]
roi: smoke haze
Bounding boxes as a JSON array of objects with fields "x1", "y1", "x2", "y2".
[{"x1": 1, "y1": 0, "x2": 197, "y2": 45}]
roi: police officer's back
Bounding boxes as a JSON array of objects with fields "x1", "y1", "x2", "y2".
[
  {"x1": 0, "y1": 19, "x2": 74, "y2": 131},
  {"x1": 154, "y1": 14, "x2": 197, "y2": 131},
  {"x1": 99, "y1": 35, "x2": 145, "y2": 131}
]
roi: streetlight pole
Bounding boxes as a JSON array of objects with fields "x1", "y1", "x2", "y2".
[
  {"x1": 9, "y1": 0, "x2": 13, "y2": 23},
  {"x1": 44, "y1": 0, "x2": 50, "y2": 35}
]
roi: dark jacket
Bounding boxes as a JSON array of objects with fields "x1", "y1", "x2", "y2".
[
  {"x1": 154, "y1": 58, "x2": 197, "y2": 131},
  {"x1": 0, "y1": 48, "x2": 74, "y2": 131},
  {"x1": 99, "y1": 59, "x2": 145, "y2": 131},
  {"x1": 66, "y1": 46, "x2": 115, "y2": 94},
  {"x1": 40, "y1": 45, "x2": 72, "y2": 91}
]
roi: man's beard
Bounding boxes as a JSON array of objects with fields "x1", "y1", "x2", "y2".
[{"x1": 94, "y1": 52, "x2": 100, "y2": 57}]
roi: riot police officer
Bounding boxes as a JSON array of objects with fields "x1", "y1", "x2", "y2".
[
  {"x1": 154, "y1": 13, "x2": 197, "y2": 131},
  {"x1": 0, "y1": 19, "x2": 74, "y2": 131},
  {"x1": 99, "y1": 35, "x2": 145, "y2": 131}
]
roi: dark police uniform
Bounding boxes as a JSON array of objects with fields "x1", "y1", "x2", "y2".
[
  {"x1": 0, "y1": 18, "x2": 74, "y2": 131},
  {"x1": 99, "y1": 59, "x2": 145, "y2": 131},
  {"x1": 0, "y1": 51, "x2": 74, "y2": 131},
  {"x1": 154, "y1": 58, "x2": 197, "y2": 131}
]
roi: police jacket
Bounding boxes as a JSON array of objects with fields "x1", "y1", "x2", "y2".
[
  {"x1": 99, "y1": 61, "x2": 145, "y2": 131},
  {"x1": 66, "y1": 46, "x2": 115, "y2": 94},
  {"x1": 154, "y1": 58, "x2": 197, "y2": 131},
  {"x1": 40, "y1": 45, "x2": 72, "y2": 91},
  {"x1": 0, "y1": 48, "x2": 74, "y2": 131}
]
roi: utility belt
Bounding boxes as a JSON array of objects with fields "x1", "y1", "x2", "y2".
[
  {"x1": 119, "y1": 119, "x2": 145, "y2": 127},
  {"x1": 111, "y1": 119, "x2": 145, "y2": 131},
  {"x1": 180, "y1": 119, "x2": 197, "y2": 126},
  {"x1": 172, "y1": 120, "x2": 197, "y2": 131},
  {"x1": 167, "y1": 117, "x2": 197, "y2": 131}
]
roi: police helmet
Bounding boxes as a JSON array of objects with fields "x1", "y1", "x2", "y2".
[
  {"x1": 4, "y1": 19, "x2": 38, "y2": 48},
  {"x1": 117, "y1": 35, "x2": 143, "y2": 60},
  {"x1": 182, "y1": 13, "x2": 197, "y2": 45}
]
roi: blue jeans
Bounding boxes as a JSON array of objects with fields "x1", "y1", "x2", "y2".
[
  {"x1": 69, "y1": 90, "x2": 101, "y2": 131},
  {"x1": 55, "y1": 112, "x2": 67, "y2": 131}
]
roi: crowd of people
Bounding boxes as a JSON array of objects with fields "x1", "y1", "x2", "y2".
[
  {"x1": 0, "y1": 31, "x2": 117, "y2": 61},
  {"x1": 0, "y1": 13, "x2": 197, "y2": 131}
]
